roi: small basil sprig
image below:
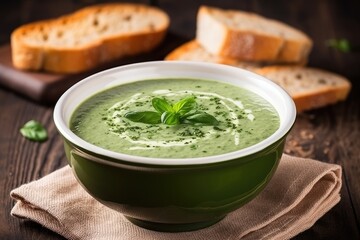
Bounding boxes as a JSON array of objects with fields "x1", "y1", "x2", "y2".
[
  {"x1": 326, "y1": 38, "x2": 351, "y2": 53},
  {"x1": 20, "y1": 120, "x2": 48, "y2": 142},
  {"x1": 124, "y1": 97, "x2": 219, "y2": 126}
]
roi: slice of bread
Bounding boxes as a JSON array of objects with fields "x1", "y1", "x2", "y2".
[
  {"x1": 11, "y1": 3, "x2": 169, "y2": 73},
  {"x1": 196, "y1": 6, "x2": 312, "y2": 63},
  {"x1": 165, "y1": 40, "x2": 262, "y2": 70},
  {"x1": 255, "y1": 66, "x2": 351, "y2": 112}
]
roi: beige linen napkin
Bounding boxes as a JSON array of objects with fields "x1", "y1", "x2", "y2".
[{"x1": 10, "y1": 154, "x2": 341, "y2": 240}]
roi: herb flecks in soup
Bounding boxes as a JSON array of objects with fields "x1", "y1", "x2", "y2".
[{"x1": 70, "y1": 79, "x2": 280, "y2": 158}]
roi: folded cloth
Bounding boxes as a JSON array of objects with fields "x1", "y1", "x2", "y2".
[{"x1": 10, "y1": 154, "x2": 341, "y2": 240}]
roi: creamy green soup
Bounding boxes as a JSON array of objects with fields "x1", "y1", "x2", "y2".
[{"x1": 70, "y1": 78, "x2": 280, "y2": 158}]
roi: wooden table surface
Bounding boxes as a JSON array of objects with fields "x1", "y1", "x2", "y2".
[{"x1": 1, "y1": 0, "x2": 359, "y2": 239}]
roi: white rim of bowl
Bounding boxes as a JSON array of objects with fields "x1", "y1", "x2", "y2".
[{"x1": 54, "y1": 61, "x2": 296, "y2": 166}]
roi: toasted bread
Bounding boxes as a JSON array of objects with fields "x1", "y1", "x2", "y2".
[
  {"x1": 196, "y1": 6, "x2": 312, "y2": 63},
  {"x1": 11, "y1": 3, "x2": 169, "y2": 73}
]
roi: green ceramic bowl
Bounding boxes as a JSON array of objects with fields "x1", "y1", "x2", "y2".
[{"x1": 53, "y1": 61, "x2": 296, "y2": 232}]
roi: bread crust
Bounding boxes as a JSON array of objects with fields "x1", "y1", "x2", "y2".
[
  {"x1": 11, "y1": 3, "x2": 169, "y2": 73},
  {"x1": 165, "y1": 40, "x2": 198, "y2": 60},
  {"x1": 219, "y1": 30, "x2": 284, "y2": 61},
  {"x1": 277, "y1": 37, "x2": 313, "y2": 63},
  {"x1": 165, "y1": 40, "x2": 246, "y2": 66},
  {"x1": 256, "y1": 66, "x2": 351, "y2": 112}
]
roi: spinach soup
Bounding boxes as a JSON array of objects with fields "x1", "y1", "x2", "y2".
[{"x1": 70, "y1": 78, "x2": 280, "y2": 158}]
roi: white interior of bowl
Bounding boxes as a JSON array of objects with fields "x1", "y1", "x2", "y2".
[{"x1": 54, "y1": 61, "x2": 296, "y2": 165}]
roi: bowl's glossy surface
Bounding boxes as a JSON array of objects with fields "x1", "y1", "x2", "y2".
[{"x1": 54, "y1": 61, "x2": 296, "y2": 232}]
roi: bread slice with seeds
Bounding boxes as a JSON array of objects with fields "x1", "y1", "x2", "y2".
[
  {"x1": 196, "y1": 6, "x2": 312, "y2": 63},
  {"x1": 11, "y1": 3, "x2": 169, "y2": 73},
  {"x1": 255, "y1": 66, "x2": 351, "y2": 112}
]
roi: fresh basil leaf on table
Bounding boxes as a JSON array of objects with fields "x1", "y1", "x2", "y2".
[{"x1": 20, "y1": 120, "x2": 48, "y2": 142}]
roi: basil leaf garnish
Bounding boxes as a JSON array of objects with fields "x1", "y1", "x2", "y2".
[
  {"x1": 172, "y1": 97, "x2": 197, "y2": 115},
  {"x1": 20, "y1": 120, "x2": 48, "y2": 142},
  {"x1": 183, "y1": 112, "x2": 219, "y2": 126},
  {"x1": 124, "y1": 111, "x2": 161, "y2": 124},
  {"x1": 161, "y1": 112, "x2": 180, "y2": 125},
  {"x1": 124, "y1": 96, "x2": 219, "y2": 126},
  {"x1": 152, "y1": 98, "x2": 173, "y2": 113}
]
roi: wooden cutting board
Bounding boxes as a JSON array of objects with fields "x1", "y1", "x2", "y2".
[
  {"x1": 0, "y1": 36, "x2": 184, "y2": 104},
  {"x1": 0, "y1": 44, "x2": 80, "y2": 103}
]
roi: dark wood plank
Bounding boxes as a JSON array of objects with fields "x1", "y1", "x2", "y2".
[{"x1": 0, "y1": 88, "x2": 67, "y2": 239}]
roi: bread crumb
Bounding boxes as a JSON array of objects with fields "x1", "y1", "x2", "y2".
[
  {"x1": 300, "y1": 130, "x2": 314, "y2": 139},
  {"x1": 323, "y1": 148, "x2": 330, "y2": 154}
]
